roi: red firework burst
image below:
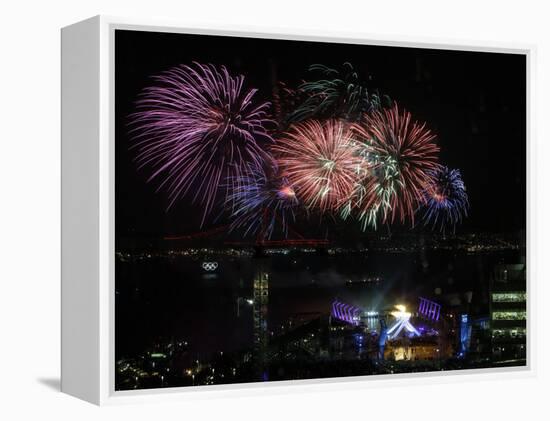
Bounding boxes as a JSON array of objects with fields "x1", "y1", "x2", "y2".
[
  {"x1": 350, "y1": 103, "x2": 441, "y2": 226},
  {"x1": 273, "y1": 119, "x2": 365, "y2": 212}
]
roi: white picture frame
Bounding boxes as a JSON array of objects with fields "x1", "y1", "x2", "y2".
[{"x1": 61, "y1": 15, "x2": 534, "y2": 405}]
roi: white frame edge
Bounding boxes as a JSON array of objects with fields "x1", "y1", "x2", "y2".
[
  {"x1": 61, "y1": 14, "x2": 535, "y2": 406},
  {"x1": 61, "y1": 16, "x2": 101, "y2": 404}
]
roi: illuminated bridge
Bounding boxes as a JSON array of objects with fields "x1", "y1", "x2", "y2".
[{"x1": 163, "y1": 224, "x2": 329, "y2": 248}]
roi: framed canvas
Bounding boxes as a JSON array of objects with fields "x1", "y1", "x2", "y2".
[{"x1": 61, "y1": 16, "x2": 533, "y2": 405}]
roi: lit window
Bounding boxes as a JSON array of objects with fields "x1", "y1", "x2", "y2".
[
  {"x1": 492, "y1": 292, "x2": 526, "y2": 302},
  {"x1": 492, "y1": 311, "x2": 526, "y2": 321},
  {"x1": 491, "y1": 328, "x2": 526, "y2": 338}
]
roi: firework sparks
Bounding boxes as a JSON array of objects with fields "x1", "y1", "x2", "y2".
[
  {"x1": 274, "y1": 119, "x2": 365, "y2": 213},
  {"x1": 349, "y1": 103, "x2": 441, "y2": 228},
  {"x1": 129, "y1": 62, "x2": 274, "y2": 224},
  {"x1": 287, "y1": 63, "x2": 390, "y2": 123},
  {"x1": 340, "y1": 155, "x2": 400, "y2": 230},
  {"x1": 227, "y1": 168, "x2": 299, "y2": 239},
  {"x1": 419, "y1": 166, "x2": 469, "y2": 232}
]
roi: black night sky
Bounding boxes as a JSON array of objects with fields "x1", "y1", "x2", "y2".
[{"x1": 115, "y1": 29, "x2": 526, "y2": 241}]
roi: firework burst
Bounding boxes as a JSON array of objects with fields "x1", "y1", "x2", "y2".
[
  {"x1": 227, "y1": 167, "x2": 299, "y2": 239},
  {"x1": 287, "y1": 62, "x2": 390, "y2": 123},
  {"x1": 349, "y1": 104, "x2": 441, "y2": 228},
  {"x1": 274, "y1": 119, "x2": 365, "y2": 212},
  {"x1": 129, "y1": 62, "x2": 273, "y2": 224},
  {"x1": 340, "y1": 155, "x2": 400, "y2": 230},
  {"x1": 419, "y1": 166, "x2": 469, "y2": 232}
]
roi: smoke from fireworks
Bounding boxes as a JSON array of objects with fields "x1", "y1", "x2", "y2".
[
  {"x1": 274, "y1": 119, "x2": 365, "y2": 213},
  {"x1": 227, "y1": 167, "x2": 299, "y2": 239},
  {"x1": 129, "y1": 62, "x2": 273, "y2": 224},
  {"x1": 419, "y1": 166, "x2": 469, "y2": 232},
  {"x1": 349, "y1": 104, "x2": 440, "y2": 228}
]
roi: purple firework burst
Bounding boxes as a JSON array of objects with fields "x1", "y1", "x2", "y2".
[
  {"x1": 419, "y1": 166, "x2": 469, "y2": 233},
  {"x1": 227, "y1": 167, "x2": 300, "y2": 240},
  {"x1": 130, "y1": 62, "x2": 274, "y2": 224}
]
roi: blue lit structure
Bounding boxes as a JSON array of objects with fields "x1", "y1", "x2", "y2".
[
  {"x1": 458, "y1": 314, "x2": 471, "y2": 357},
  {"x1": 331, "y1": 300, "x2": 361, "y2": 326},
  {"x1": 378, "y1": 319, "x2": 388, "y2": 360},
  {"x1": 418, "y1": 297, "x2": 441, "y2": 321}
]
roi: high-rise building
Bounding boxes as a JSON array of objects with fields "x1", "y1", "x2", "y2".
[
  {"x1": 253, "y1": 259, "x2": 269, "y2": 379},
  {"x1": 490, "y1": 263, "x2": 527, "y2": 364}
]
